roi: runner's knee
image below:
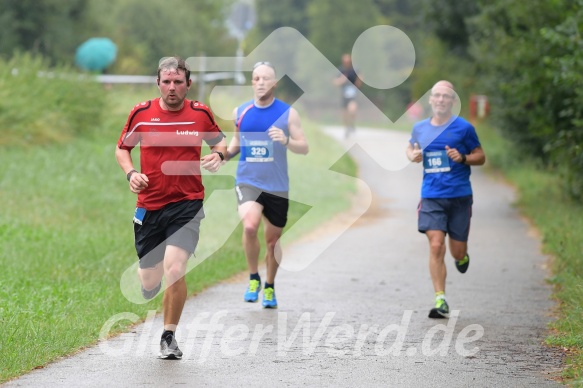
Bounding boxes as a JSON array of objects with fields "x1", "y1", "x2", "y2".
[
  {"x1": 265, "y1": 234, "x2": 281, "y2": 251},
  {"x1": 242, "y1": 220, "x2": 260, "y2": 238},
  {"x1": 429, "y1": 239, "x2": 445, "y2": 254},
  {"x1": 164, "y1": 264, "x2": 185, "y2": 284}
]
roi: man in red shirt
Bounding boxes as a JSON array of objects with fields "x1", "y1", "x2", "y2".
[{"x1": 115, "y1": 56, "x2": 226, "y2": 359}]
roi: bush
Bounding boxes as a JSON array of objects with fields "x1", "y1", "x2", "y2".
[
  {"x1": 470, "y1": 0, "x2": 583, "y2": 198},
  {"x1": 0, "y1": 53, "x2": 107, "y2": 147}
]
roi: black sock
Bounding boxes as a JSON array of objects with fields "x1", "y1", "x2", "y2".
[
  {"x1": 250, "y1": 273, "x2": 260, "y2": 282},
  {"x1": 265, "y1": 282, "x2": 274, "y2": 290},
  {"x1": 162, "y1": 330, "x2": 174, "y2": 340}
]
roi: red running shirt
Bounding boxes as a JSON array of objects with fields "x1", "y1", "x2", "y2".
[{"x1": 117, "y1": 98, "x2": 224, "y2": 210}]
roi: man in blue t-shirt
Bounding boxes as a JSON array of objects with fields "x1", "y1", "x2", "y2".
[
  {"x1": 225, "y1": 62, "x2": 309, "y2": 309},
  {"x1": 406, "y1": 80, "x2": 486, "y2": 319}
]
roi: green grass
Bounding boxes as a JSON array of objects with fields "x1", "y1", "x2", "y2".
[
  {"x1": 0, "y1": 86, "x2": 357, "y2": 382},
  {"x1": 478, "y1": 122, "x2": 583, "y2": 383},
  {"x1": 0, "y1": 53, "x2": 107, "y2": 146}
]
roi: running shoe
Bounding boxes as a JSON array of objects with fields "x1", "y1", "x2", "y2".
[
  {"x1": 159, "y1": 333, "x2": 183, "y2": 360},
  {"x1": 455, "y1": 254, "x2": 470, "y2": 274},
  {"x1": 244, "y1": 279, "x2": 261, "y2": 303},
  {"x1": 262, "y1": 287, "x2": 278, "y2": 309},
  {"x1": 142, "y1": 282, "x2": 161, "y2": 300},
  {"x1": 428, "y1": 298, "x2": 450, "y2": 319}
]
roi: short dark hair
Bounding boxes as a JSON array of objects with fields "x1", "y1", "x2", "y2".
[{"x1": 157, "y1": 56, "x2": 191, "y2": 82}]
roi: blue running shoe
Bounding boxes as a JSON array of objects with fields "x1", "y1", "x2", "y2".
[
  {"x1": 262, "y1": 287, "x2": 278, "y2": 309},
  {"x1": 244, "y1": 279, "x2": 261, "y2": 302}
]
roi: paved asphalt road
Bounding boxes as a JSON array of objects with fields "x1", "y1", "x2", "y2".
[{"x1": 4, "y1": 127, "x2": 564, "y2": 387}]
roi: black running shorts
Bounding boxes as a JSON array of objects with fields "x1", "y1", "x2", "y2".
[
  {"x1": 235, "y1": 184, "x2": 288, "y2": 228},
  {"x1": 133, "y1": 200, "x2": 205, "y2": 269}
]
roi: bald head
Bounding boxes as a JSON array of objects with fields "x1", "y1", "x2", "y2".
[
  {"x1": 430, "y1": 80, "x2": 456, "y2": 102},
  {"x1": 252, "y1": 64, "x2": 276, "y2": 79},
  {"x1": 432, "y1": 80, "x2": 455, "y2": 93},
  {"x1": 252, "y1": 63, "x2": 277, "y2": 105},
  {"x1": 429, "y1": 80, "x2": 457, "y2": 121}
]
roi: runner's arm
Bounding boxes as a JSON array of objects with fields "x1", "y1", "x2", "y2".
[
  {"x1": 115, "y1": 147, "x2": 149, "y2": 193},
  {"x1": 115, "y1": 147, "x2": 136, "y2": 177},
  {"x1": 285, "y1": 108, "x2": 309, "y2": 155},
  {"x1": 464, "y1": 146, "x2": 486, "y2": 166},
  {"x1": 225, "y1": 107, "x2": 241, "y2": 161}
]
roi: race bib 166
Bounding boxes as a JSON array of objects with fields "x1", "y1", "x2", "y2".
[{"x1": 423, "y1": 150, "x2": 451, "y2": 173}]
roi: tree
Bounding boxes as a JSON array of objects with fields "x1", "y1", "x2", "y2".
[
  {"x1": 306, "y1": 0, "x2": 383, "y2": 65},
  {"x1": 243, "y1": 0, "x2": 320, "y2": 102},
  {"x1": 539, "y1": 0, "x2": 583, "y2": 197},
  {"x1": 421, "y1": 0, "x2": 480, "y2": 58},
  {"x1": 103, "y1": 0, "x2": 236, "y2": 74},
  {"x1": 373, "y1": 0, "x2": 426, "y2": 33},
  {"x1": 470, "y1": 1, "x2": 567, "y2": 153},
  {"x1": 469, "y1": 0, "x2": 583, "y2": 197},
  {"x1": 385, "y1": 1, "x2": 478, "y2": 117},
  {"x1": 250, "y1": 0, "x2": 311, "y2": 43},
  {"x1": 0, "y1": 0, "x2": 92, "y2": 64}
]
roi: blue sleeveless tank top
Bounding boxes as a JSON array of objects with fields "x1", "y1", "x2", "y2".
[{"x1": 235, "y1": 98, "x2": 290, "y2": 192}]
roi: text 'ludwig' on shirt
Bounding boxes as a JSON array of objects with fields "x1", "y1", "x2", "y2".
[{"x1": 176, "y1": 130, "x2": 199, "y2": 136}]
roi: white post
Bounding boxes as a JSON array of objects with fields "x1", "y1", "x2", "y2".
[
  {"x1": 198, "y1": 54, "x2": 206, "y2": 102},
  {"x1": 235, "y1": 40, "x2": 245, "y2": 94}
]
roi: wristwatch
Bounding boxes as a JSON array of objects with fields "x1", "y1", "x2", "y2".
[
  {"x1": 126, "y1": 169, "x2": 138, "y2": 181},
  {"x1": 213, "y1": 151, "x2": 225, "y2": 161}
]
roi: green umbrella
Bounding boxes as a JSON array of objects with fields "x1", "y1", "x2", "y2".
[{"x1": 75, "y1": 38, "x2": 117, "y2": 72}]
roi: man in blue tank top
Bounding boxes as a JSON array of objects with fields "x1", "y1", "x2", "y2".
[
  {"x1": 406, "y1": 80, "x2": 486, "y2": 319},
  {"x1": 225, "y1": 62, "x2": 309, "y2": 308}
]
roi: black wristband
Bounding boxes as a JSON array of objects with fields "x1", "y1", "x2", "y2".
[
  {"x1": 460, "y1": 154, "x2": 467, "y2": 164},
  {"x1": 213, "y1": 151, "x2": 225, "y2": 161},
  {"x1": 126, "y1": 169, "x2": 137, "y2": 181},
  {"x1": 284, "y1": 135, "x2": 290, "y2": 146}
]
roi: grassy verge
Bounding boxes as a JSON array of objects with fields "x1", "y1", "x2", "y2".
[
  {"x1": 0, "y1": 86, "x2": 357, "y2": 382},
  {"x1": 477, "y1": 122, "x2": 582, "y2": 383},
  {"x1": 0, "y1": 53, "x2": 107, "y2": 146}
]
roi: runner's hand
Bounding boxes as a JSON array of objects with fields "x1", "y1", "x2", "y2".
[
  {"x1": 411, "y1": 143, "x2": 422, "y2": 163},
  {"x1": 129, "y1": 173, "x2": 149, "y2": 194},
  {"x1": 268, "y1": 126, "x2": 289, "y2": 145},
  {"x1": 445, "y1": 145, "x2": 463, "y2": 163},
  {"x1": 201, "y1": 153, "x2": 222, "y2": 173}
]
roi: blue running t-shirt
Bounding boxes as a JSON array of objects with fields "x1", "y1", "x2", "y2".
[
  {"x1": 409, "y1": 116, "x2": 481, "y2": 198},
  {"x1": 235, "y1": 98, "x2": 291, "y2": 192}
]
